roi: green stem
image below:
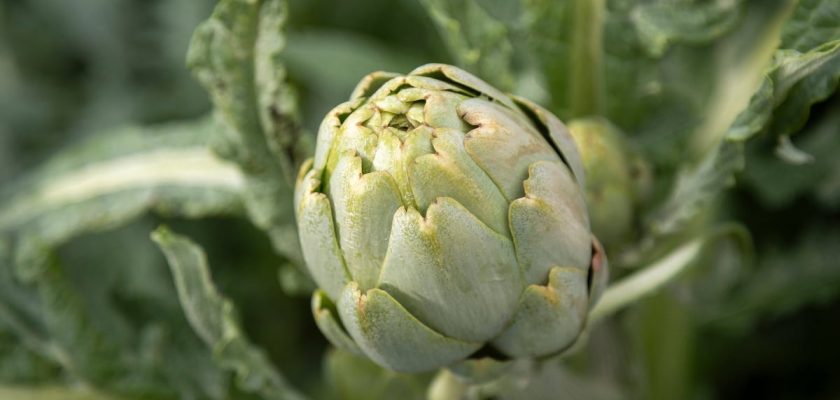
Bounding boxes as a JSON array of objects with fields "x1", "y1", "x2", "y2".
[
  {"x1": 428, "y1": 370, "x2": 470, "y2": 400},
  {"x1": 590, "y1": 239, "x2": 703, "y2": 323},
  {"x1": 569, "y1": 0, "x2": 605, "y2": 117},
  {"x1": 690, "y1": 0, "x2": 797, "y2": 154},
  {"x1": 634, "y1": 290, "x2": 694, "y2": 400}
]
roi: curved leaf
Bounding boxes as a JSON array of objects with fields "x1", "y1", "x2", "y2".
[
  {"x1": 0, "y1": 119, "x2": 244, "y2": 246},
  {"x1": 188, "y1": 0, "x2": 305, "y2": 264},
  {"x1": 152, "y1": 227, "x2": 306, "y2": 400}
]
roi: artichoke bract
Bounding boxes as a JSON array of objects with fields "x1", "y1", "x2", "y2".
[{"x1": 295, "y1": 64, "x2": 608, "y2": 373}]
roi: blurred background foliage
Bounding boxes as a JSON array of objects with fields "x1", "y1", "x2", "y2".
[{"x1": 0, "y1": 0, "x2": 838, "y2": 399}]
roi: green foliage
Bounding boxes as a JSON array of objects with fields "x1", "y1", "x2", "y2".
[
  {"x1": 0, "y1": 119, "x2": 246, "y2": 399},
  {"x1": 639, "y1": 2, "x2": 839, "y2": 262},
  {"x1": 0, "y1": 223, "x2": 233, "y2": 400}
]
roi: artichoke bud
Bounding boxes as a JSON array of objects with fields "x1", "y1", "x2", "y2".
[
  {"x1": 567, "y1": 118, "x2": 649, "y2": 248},
  {"x1": 295, "y1": 64, "x2": 608, "y2": 373}
]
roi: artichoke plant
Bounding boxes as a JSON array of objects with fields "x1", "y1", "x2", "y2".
[{"x1": 295, "y1": 64, "x2": 608, "y2": 373}]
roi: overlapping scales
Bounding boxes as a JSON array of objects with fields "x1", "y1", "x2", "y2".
[{"x1": 296, "y1": 63, "x2": 605, "y2": 372}]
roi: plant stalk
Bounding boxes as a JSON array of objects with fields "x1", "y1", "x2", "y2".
[
  {"x1": 569, "y1": 0, "x2": 605, "y2": 118},
  {"x1": 590, "y1": 239, "x2": 703, "y2": 323}
]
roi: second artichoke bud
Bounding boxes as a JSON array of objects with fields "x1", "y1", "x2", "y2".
[
  {"x1": 567, "y1": 118, "x2": 648, "y2": 248},
  {"x1": 295, "y1": 64, "x2": 608, "y2": 373}
]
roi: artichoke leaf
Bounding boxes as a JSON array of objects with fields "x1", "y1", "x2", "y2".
[
  {"x1": 351, "y1": 71, "x2": 402, "y2": 100},
  {"x1": 377, "y1": 198, "x2": 521, "y2": 343},
  {"x1": 329, "y1": 153, "x2": 402, "y2": 291},
  {"x1": 492, "y1": 266, "x2": 588, "y2": 358},
  {"x1": 312, "y1": 290, "x2": 364, "y2": 356},
  {"x1": 337, "y1": 283, "x2": 481, "y2": 373},
  {"x1": 509, "y1": 160, "x2": 591, "y2": 284},
  {"x1": 296, "y1": 166, "x2": 350, "y2": 300},
  {"x1": 513, "y1": 96, "x2": 587, "y2": 190},
  {"x1": 315, "y1": 98, "x2": 366, "y2": 171},
  {"x1": 410, "y1": 129, "x2": 509, "y2": 235},
  {"x1": 410, "y1": 64, "x2": 517, "y2": 110},
  {"x1": 460, "y1": 98, "x2": 559, "y2": 200},
  {"x1": 424, "y1": 92, "x2": 471, "y2": 130}
]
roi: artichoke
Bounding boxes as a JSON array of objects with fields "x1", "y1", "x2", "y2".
[
  {"x1": 295, "y1": 64, "x2": 608, "y2": 373},
  {"x1": 567, "y1": 118, "x2": 639, "y2": 248}
]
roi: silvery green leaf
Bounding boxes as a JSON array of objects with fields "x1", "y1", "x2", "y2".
[
  {"x1": 0, "y1": 119, "x2": 243, "y2": 292},
  {"x1": 0, "y1": 118, "x2": 244, "y2": 247},
  {"x1": 152, "y1": 227, "x2": 306, "y2": 400},
  {"x1": 187, "y1": 0, "x2": 305, "y2": 265}
]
